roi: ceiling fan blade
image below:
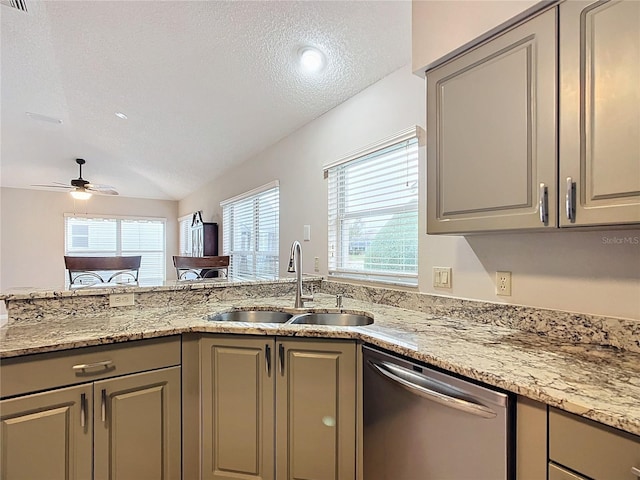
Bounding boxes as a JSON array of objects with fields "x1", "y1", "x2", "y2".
[
  {"x1": 86, "y1": 183, "x2": 115, "y2": 190},
  {"x1": 31, "y1": 184, "x2": 72, "y2": 189},
  {"x1": 51, "y1": 181, "x2": 72, "y2": 186},
  {"x1": 86, "y1": 185, "x2": 119, "y2": 195}
]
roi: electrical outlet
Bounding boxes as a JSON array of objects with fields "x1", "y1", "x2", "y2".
[
  {"x1": 314, "y1": 257, "x2": 319, "y2": 272},
  {"x1": 433, "y1": 267, "x2": 452, "y2": 288},
  {"x1": 110, "y1": 293, "x2": 135, "y2": 307},
  {"x1": 496, "y1": 271, "x2": 512, "y2": 296}
]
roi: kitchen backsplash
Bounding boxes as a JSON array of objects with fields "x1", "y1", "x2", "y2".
[{"x1": 319, "y1": 281, "x2": 640, "y2": 353}]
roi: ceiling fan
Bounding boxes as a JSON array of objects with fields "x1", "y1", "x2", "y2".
[{"x1": 33, "y1": 158, "x2": 119, "y2": 199}]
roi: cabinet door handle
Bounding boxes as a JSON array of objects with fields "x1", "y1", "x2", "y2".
[
  {"x1": 265, "y1": 344, "x2": 272, "y2": 377},
  {"x1": 80, "y1": 393, "x2": 86, "y2": 428},
  {"x1": 631, "y1": 466, "x2": 640, "y2": 478},
  {"x1": 101, "y1": 389, "x2": 107, "y2": 423},
  {"x1": 72, "y1": 360, "x2": 113, "y2": 373},
  {"x1": 278, "y1": 344, "x2": 285, "y2": 376},
  {"x1": 539, "y1": 183, "x2": 549, "y2": 225},
  {"x1": 565, "y1": 177, "x2": 576, "y2": 222}
]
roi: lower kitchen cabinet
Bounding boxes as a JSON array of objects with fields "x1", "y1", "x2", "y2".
[
  {"x1": 200, "y1": 335, "x2": 357, "y2": 480},
  {"x1": 548, "y1": 407, "x2": 640, "y2": 480},
  {"x1": 275, "y1": 339, "x2": 357, "y2": 480},
  {"x1": 515, "y1": 400, "x2": 640, "y2": 480},
  {"x1": 94, "y1": 367, "x2": 182, "y2": 480},
  {"x1": 201, "y1": 336, "x2": 275, "y2": 480},
  {"x1": 0, "y1": 383, "x2": 93, "y2": 479},
  {"x1": 516, "y1": 396, "x2": 548, "y2": 480},
  {"x1": 0, "y1": 337, "x2": 182, "y2": 480}
]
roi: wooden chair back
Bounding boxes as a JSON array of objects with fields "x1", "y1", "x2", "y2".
[
  {"x1": 64, "y1": 256, "x2": 142, "y2": 285},
  {"x1": 172, "y1": 256, "x2": 229, "y2": 280}
]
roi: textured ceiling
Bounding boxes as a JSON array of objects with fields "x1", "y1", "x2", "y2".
[{"x1": 1, "y1": 1, "x2": 411, "y2": 200}]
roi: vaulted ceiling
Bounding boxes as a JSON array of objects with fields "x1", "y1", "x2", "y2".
[{"x1": 1, "y1": 1, "x2": 411, "y2": 200}]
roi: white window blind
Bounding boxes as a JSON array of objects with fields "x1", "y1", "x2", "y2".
[
  {"x1": 64, "y1": 215, "x2": 166, "y2": 284},
  {"x1": 327, "y1": 132, "x2": 419, "y2": 286},
  {"x1": 221, "y1": 182, "x2": 279, "y2": 280},
  {"x1": 178, "y1": 214, "x2": 192, "y2": 256}
]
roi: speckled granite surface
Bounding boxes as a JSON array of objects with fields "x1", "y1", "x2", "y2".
[
  {"x1": 1, "y1": 288, "x2": 639, "y2": 437},
  {"x1": 321, "y1": 281, "x2": 640, "y2": 353}
]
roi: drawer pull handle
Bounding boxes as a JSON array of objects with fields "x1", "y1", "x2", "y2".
[
  {"x1": 72, "y1": 360, "x2": 113, "y2": 373},
  {"x1": 631, "y1": 467, "x2": 640, "y2": 478},
  {"x1": 101, "y1": 389, "x2": 107, "y2": 423},
  {"x1": 80, "y1": 393, "x2": 86, "y2": 428}
]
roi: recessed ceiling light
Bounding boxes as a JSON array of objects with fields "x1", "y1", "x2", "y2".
[
  {"x1": 115, "y1": 112, "x2": 128, "y2": 120},
  {"x1": 299, "y1": 47, "x2": 325, "y2": 73},
  {"x1": 26, "y1": 112, "x2": 63, "y2": 124}
]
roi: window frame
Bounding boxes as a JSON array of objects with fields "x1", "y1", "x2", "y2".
[
  {"x1": 64, "y1": 213, "x2": 167, "y2": 285},
  {"x1": 178, "y1": 213, "x2": 193, "y2": 256},
  {"x1": 325, "y1": 127, "x2": 420, "y2": 287},
  {"x1": 221, "y1": 181, "x2": 280, "y2": 281}
]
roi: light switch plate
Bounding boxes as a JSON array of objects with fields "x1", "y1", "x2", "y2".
[
  {"x1": 110, "y1": 293, "x2": 135, "y2": 307},
  {"x1": 433, "y1": 267, "x2": 452, "y2": 288},
  {"x1": 303, "y1": 225, "x2": 311, "y2": 241}
]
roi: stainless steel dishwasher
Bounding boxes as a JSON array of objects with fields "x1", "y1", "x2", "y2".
[{"x1": 363, "y1": 346, "x2": 513, "y2": 480}]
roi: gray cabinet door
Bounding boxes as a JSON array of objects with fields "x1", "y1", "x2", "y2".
[
  {"x1": 559, "y1": 0, "x2": 640, "y2": 227},
  {"x1": 0, "y1": 383, "x2": 93, "y2": 480},
  {"x1": 427, "y1": 8, "x2": 557, "y2": 233},
  {"x1": 275, "y1": 339, "x2": 356, "y2": 480},
  {"x1": 201, "y1": 336, "x2": 275, "y2": 480},
  {"x1": 93, "y1": 366, "x2": 181, "y2": 480}
]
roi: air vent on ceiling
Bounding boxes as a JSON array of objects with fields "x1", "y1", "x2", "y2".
[{"x1": 1, "y1": 0, "x2": 28, "y2": 13}]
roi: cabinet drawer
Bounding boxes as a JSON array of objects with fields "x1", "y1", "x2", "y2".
[
  {"x1": 0, "y1": 336, "x2": 181, "y2": 398},
  {"x1": 549, "y1": 408, "x2": 640, "y2": 480},
  {"x1": 548, "y1": 463, "x2": 588, "y2": 480}
]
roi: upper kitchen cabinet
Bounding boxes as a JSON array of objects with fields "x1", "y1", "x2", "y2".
[
  {"x1": 427, "y1": 8, "x2": 558, "y2": 233},
  {"x1": 559, "y1": 0, "x2": 640, "y2": 227}
]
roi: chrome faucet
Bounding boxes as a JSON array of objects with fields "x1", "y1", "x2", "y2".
[{"x1": 287, "y1": 240, "x2": 313, "y2": 308}]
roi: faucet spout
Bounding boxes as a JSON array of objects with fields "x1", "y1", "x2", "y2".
[
  {"x1": 288, "y1": 240, "x2": 312, "y2": 308},
  {"x1": 287, "y1": 241, "x2": 298, "y2": 273}
]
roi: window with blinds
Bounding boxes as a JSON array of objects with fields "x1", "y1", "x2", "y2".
[
  {"x1": 64, "y1": 215, "x2": 166, "y2": 284},
  {"x1": 178, "y1": 214, "x2": 192, "y2": 256},
  {"x1": 221, "y1": 182, "x2": 279, "y2": 280},
  {"x1": 326, "y1": 131, "x2": 419, "y2": 286}
]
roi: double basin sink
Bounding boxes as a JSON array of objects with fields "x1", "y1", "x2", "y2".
[{"x1": 208, "y1": 309, "x2": 373, "y2": 327}]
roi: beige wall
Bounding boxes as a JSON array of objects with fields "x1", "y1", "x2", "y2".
[
  {"x1": 180, "y1": 65, "x2": 640, "y2": 321},
  {"x1": 0, "y1": 187, "x2": 179, "y2": 292},
  {"x1": 412, "y1": 0, "x2": 540, "y2": 73}
]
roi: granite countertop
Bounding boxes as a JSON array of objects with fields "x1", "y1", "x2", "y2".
[{"x1": 1, "y1": 293, "x2": 639, "y2": 437}]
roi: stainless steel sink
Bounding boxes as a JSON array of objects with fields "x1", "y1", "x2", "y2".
[
  {"x1": 289, "y1": 312, "x2": 374, "y2": 326},
  {"x1": 208, "y1": 310, "x2": 293, "y2": 323}
]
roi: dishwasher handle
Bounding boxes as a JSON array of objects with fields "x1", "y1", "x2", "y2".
[{"x1": 368, "y1": 360, "x2": 498, "y2": 419}]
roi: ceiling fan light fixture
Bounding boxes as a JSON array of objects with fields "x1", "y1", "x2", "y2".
[{"x1": 70, "y1": 189, "x2": 92, "y2": 200}]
